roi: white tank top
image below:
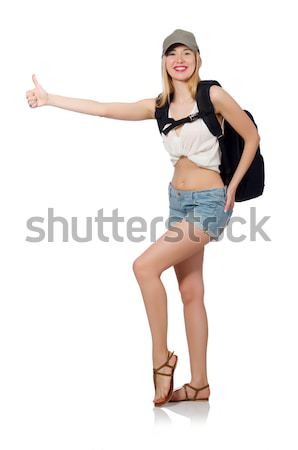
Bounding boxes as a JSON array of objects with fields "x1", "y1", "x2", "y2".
[{"x1": 162, "y1": 102, "x2": 224, "y2": 173}]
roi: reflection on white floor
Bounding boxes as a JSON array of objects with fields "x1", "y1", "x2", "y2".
[{"x1": 153, "y1": 400, "x2": 210, "y2": 426}]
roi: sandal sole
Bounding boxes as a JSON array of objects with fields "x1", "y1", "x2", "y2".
[{"x1": 169, "y1": 398, "x2": 209, "y2": 402}]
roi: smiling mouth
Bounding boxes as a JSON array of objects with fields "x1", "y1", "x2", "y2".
[{"x1": 174, "y1": 66, "x2": 188, "y2": 72}]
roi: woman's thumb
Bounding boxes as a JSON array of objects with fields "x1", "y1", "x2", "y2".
[{"x1": 32, "y1": 73, "x2": 39, "y2": 87}]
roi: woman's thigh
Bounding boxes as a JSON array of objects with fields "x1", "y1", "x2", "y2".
[{"x1": 133, "y1": 218, "x2": 210, "y2": 276}]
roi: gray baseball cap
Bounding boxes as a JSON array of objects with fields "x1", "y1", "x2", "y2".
[{"x1": 162, "y1": 28, "x2": 200, "y2": 57}]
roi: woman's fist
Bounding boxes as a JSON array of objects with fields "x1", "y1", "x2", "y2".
[{"x1": 26, "y1": 74, "x2": 49, "y2": 108}]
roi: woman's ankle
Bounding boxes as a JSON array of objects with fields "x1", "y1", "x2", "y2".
[
  {"x1": 152, "y1": 349, "x2": 169, "y2": 367},
  {"x1": 190, "y1": 377, "x2": 209, "y2": 387}
]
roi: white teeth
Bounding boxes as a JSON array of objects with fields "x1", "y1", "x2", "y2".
[{"x1": 175, "y1": 67, "x2": 187, "y2": 71}]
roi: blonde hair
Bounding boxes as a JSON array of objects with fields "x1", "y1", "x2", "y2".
[{"x1": 155, "y1": 50, "x2": 202, "y2": 108}]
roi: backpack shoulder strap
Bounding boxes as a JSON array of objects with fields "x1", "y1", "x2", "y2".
[
  {"x1": 155, "y1": 89, "x2": 203, "y2": 136},
  {"x1": 196, "y1": 80, "x2": 224, "y2": 140},
  {"x1": 154, "y1": 93, "x2": 171, "y2": 134},
  {"x1": 155, "y1": 80, "x2": 224, "y2": 137}
]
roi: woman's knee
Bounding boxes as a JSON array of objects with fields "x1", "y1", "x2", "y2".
[
  {"x1": 179, "y1": 280, "x2": 204, "y2": 306},
  {"x1": 132, "y1": 257, "x2": 156, "y2": 279}
]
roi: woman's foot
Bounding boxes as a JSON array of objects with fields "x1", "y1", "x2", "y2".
[
  {"x1": 170, "y1": 381, "x2": 210, "y2": 401},
  {"x1": 153, "y1": 351, "x2": 178, "y2": 404}
]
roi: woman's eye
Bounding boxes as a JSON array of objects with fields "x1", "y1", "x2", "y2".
[{"x1": 169, "y1": 52, "x2": 191, "y2": 55}]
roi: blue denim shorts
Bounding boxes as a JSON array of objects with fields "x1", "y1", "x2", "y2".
[{"x1": 166, "y1": 182, "x2": 234, "y2": 241}]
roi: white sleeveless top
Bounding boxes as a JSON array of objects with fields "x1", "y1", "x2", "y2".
[{"x1": 162, "y1": 102, "x2": 224, "y2": 173}]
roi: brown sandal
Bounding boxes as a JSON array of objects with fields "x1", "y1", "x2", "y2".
[
  {"x1": 169, "y1": 382, "x2": 210, "y2": 402},
  {"x1": 153, "y1": 350, "x2": 178, "y2": 407}
]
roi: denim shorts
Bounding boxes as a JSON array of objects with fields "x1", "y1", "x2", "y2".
[{"x1": 166, "y1": 182, "x2": 234, "y2": 241}]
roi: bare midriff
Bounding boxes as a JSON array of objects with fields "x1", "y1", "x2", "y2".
[
  {"x1": 169, "y1": 102, "x2": 225, "y2": 191},
  {"x1": 171, "y1": 155, "x2": 224, "y2": 191}
]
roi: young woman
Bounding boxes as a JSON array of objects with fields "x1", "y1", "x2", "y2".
[{"x1": 26, "y1": 28, "x2": 260, "y2": 407}]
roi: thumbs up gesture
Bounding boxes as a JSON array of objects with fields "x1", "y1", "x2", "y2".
[{"x1": 26, "y1": 74, "x2": 49, "y2": 108}]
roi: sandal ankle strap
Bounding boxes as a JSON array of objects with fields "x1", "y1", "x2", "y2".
[
  {"x1": 153, "y1": 350, "x2": 175, "y2": 373},
  {"x1": 186, "y1": 383, "x2": 209, "y2": 392},
  {"x1": 184, "y1": 383, "x2": 209, "y2": 400}
]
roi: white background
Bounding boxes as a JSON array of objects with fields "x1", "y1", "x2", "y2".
[{"x1": 1, "y1": 0, "x2": 297, "y2": 449}]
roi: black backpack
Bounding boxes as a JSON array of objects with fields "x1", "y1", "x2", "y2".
[{"x1": 155, "y1": 80, "x2": 265, "y2": 202}]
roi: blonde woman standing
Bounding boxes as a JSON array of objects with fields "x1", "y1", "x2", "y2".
[{"x1": 26, "y1": 29, "x2": 260, "y2": 407}]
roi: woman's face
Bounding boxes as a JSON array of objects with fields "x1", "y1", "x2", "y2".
[{"x1": 165, "y1": 45, "x2": 196, "y2": 80}]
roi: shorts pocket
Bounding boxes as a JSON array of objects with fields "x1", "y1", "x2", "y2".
[
  {"x1": 190, "y1": 202, "x2": 218, "y2": 236},
  {"x1": 205, "y1": 204, "x2": 234, "y2": 239},
  {"x1": 193, "y1": 191, "x2": 225, "y2": 208}
]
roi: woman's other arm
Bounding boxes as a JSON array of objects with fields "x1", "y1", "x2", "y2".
[{"x1": 26, "y1": 74, "x2": 156, "y2": 120}]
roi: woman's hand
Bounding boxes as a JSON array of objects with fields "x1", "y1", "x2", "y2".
[
  {"x1": 26, "y1": 74, "x2": 48, "y2": 108},
  {"x1": 224, "y1": 185, "x2": 236, "y2": 212}
]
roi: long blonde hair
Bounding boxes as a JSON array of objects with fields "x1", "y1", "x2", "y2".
[{"x1": 155, "y1": 50, "x2": 202, "y2": 108}]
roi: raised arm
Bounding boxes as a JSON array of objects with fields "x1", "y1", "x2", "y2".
[{"x1": 26, "y1": 74, "x2": 156, "y2": 120}]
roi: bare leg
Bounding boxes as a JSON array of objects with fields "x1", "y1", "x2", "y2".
[
  {"x1": 132, "y1": 219, "x2": 210, "y2": 403},
  {"x1": 171, "y1": 247, "x2": 210, "y2": 401}
]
